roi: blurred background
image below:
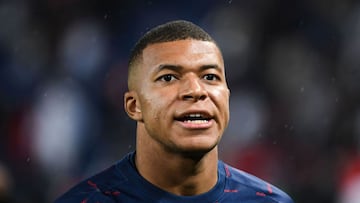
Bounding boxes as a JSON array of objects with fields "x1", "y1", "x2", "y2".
[{"x1": 1, "y1": 0, "x2": 360, "y2": 202}]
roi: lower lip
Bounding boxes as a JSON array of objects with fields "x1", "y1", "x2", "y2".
[{"x1": 176, "y1": 119, "x2": 213, "y2": 129}]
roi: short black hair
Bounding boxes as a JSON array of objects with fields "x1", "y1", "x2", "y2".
[{"x1": 128, "y1": 20, "x2": 217, "y2": 67}]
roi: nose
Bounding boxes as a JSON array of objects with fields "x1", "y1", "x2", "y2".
[{"x1": 179, "y1": 76, "x2": 207, "y2": 101}]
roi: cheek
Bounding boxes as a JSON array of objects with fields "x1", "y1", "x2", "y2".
[
  {"x1": 140, "y1": 90, "x2": 169, "y2": 120},
  {"x1": 212, "y1": 87, "x2": 230, "y2": 106},
  {"x1": 211, "y1": 87, "x2": 230, "y2": 120}
]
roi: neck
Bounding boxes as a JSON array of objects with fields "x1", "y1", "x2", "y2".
[{"x1": 135, "y1": 129, "x2": 219, "y2": 196}]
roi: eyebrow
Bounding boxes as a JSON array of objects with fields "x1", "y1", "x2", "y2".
[{"x1": 156, "y1": 64, "x2": 222, "y2": 73}]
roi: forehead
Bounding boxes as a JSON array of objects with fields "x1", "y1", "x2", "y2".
[{"x1": 141, "y1": 39, "x2": 224, "y2": 68}]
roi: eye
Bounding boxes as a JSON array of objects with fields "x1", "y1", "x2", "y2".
[
  {"x1": 158, "y1": 74, "x2": 177, "y2": 82},
  {"x1": 203, "y1": 74, "x2": 219, "y2": 81}
]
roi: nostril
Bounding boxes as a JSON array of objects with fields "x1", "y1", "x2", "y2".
[
  {"x1": 183, "y1": 95, "x2": 193, "y2": 100},
  {"x1": 199, "y1": 94, "x2": 206, "y2": 100},
  {"x1": 182, "y1": 93, "x2": 207, "y2": 101}
]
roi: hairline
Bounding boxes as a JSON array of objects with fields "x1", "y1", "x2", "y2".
[{"x1": 127, "y1": 20, "x2": 221, "y2": 91}]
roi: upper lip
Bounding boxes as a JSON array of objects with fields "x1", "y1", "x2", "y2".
[{"x1": 175, "y1": 110, "x2": 214, "y2": 121}]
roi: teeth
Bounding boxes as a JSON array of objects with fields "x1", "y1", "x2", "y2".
[
  {"x1": 184, "y1": 120, "x2": 209, "y2": 124},
  {"x1": 179, "y1": 113, "x2": 210, "y2": 123},
  {"x1": 188, "y1": 113, "x2": 202, "y2": 118}
]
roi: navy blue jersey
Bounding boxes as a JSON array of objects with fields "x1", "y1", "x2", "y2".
[{"x1": 54, "y1": 152, "x2": 293, "y2": 203}]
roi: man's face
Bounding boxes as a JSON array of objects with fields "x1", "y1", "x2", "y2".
[{"x1": 128, "y1": 39, "x2": 230, "y2": 154}]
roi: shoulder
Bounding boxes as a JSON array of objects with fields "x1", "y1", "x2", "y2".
[
  {"x1": 54, "y1": 155, "x2": 131, "y2": 203},
  {"x1": 220, "y1": 162, "x2": 294, "y2": 203}
]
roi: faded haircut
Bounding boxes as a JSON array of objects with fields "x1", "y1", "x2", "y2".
[{"x1": 127, "y1": 20, "x2": 218, "y2": 89}]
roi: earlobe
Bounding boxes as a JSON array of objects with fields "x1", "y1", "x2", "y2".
[{"x1": 124, "y1": 91, "x2": 143, "y2": 121}]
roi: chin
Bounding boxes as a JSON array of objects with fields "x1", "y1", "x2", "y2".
[
  {"x1": 163, "y1": 133, "x2": 221, "y2": 156},
  {"x1": 172, "y1": 142, "x2": 218, "y2": 157}
]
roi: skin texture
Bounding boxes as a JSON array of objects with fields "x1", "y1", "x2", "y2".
[{"x1": 124, "y1": 39, "x2": 230, "y2": 196}]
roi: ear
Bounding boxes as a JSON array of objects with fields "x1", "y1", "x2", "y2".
[{"x1": 124, "y1": 91, "x2": 143, "y2": 121}]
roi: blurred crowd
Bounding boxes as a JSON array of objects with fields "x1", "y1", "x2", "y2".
[{"x1": 1, "y1": 0, "x2": 360, "y2": 202}]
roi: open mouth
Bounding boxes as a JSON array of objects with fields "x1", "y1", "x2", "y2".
[{"x1": 176, "y1": 113, "x2": 212, "y2": 124}]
